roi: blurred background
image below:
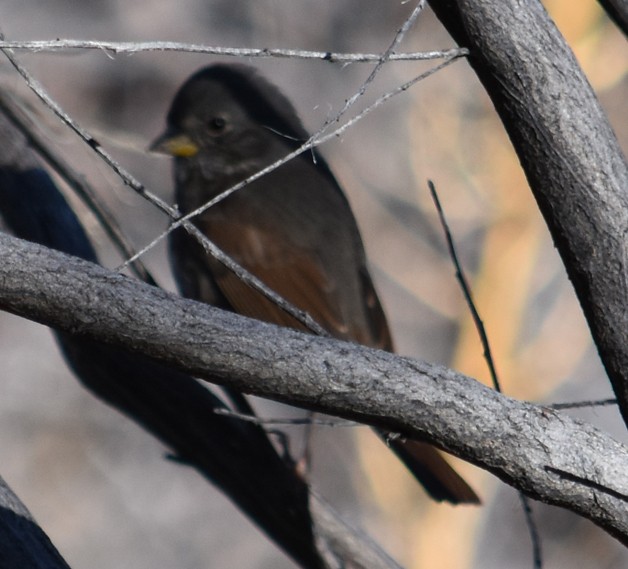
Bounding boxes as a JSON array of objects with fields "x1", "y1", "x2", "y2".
[{"x1": 0, "y1": 1, "x2": 626, "y2": 568}]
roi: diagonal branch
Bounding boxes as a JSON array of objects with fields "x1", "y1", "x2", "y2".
[
  {"x1": 0, "y1": 109, "x2": 407, "y2": 569},
  {"x1": 0, "y1": 91, "x2": 157, "y2": 285},
  {"x1": 428, "y1": 0, "x2": 628, "y2": 425},
  {"x1": 0, "y1": 232, "x2": 626, "y2": 544}
]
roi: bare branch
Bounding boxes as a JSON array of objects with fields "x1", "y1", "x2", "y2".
[
  {"x1": 0, "y1": 46, "x2": 333, "y2": 336},
  {"x1": 429, "y1": 180, "x2": 542, "y2": 566},
  {"x1": 428, "y1": 0, "x2": 628, "y2": 424},
  {"x1": 0, "y1": 107, "x2": 405, "y2": 569},
  {"x1": 0, "y1": 91, "x2": 157, "y2": 285},
  {"x1": 326, "y1": 0, "x2": 426, "y2": 127},
  {"x1": 215, "y1": 408, "x2": 358, "y2": 427},
  {"x1": 0, "y1": 232, "x2": 626, "y2": 544},
  {"x1": 0, "y1": 38, "x2": 468, "y2": 63},
  {"x1": 429, "y1": 180, "x2": 502, "y2": 393},
  {"x1": 127, "y1": 54, "x2": 464, "y2": 269},
  {"x1": 1, "y1": 24, "x2": 465, "y2": 339},
  {"x1": 549, "y1": 398, "x2": 618, "y2": 410}
]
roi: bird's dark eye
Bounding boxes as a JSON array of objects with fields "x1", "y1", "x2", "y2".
[{"x1": 207, "y1": 116, "x2": 227, "y2": 133}]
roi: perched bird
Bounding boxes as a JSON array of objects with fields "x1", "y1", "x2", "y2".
[{"x1": 152, "y1": 64, "x2": 479, "y2": 504}]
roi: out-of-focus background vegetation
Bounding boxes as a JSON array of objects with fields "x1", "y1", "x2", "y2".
[{"x1": 0, "y1": 1, "x2": 626, "y2": 568}]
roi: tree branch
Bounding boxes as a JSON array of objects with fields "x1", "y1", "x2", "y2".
[
  {"x1": 0, "y1": 108, "x2": 410, "y2": 569},
  {"x1": 0, "y1": 232, "x2": 626, "y2": 544},
  {"x1": 0, "y1": 38, "x2": 466, "y2": 63},
  {"x1": 428, "y1": 0, "x2": 628, "y2": 424}
]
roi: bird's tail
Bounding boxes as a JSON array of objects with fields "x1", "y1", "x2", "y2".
[{"x1": 384, "y1": 435, "x2": 480, "y2": 504}]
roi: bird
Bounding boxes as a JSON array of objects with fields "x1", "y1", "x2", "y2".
[{"x1": 151, "y1": 63, "x2": 479, "y2": 504}]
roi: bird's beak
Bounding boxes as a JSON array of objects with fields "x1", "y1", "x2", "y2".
[{"x1": 149, "y1": 129, "x2": 199, "y2": 158}]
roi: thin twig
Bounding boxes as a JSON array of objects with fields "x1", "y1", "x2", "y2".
[
  {"x1": 0, "y1": 91, "x2": 157, "y2": 285},
  {"x1": 259, "y1": 0, "x2": 428, "y2": 475},
  {"x1": 518, "y1": 494, "x2": 543, "y2": 569},
  {"x1": 0, "y1": 38, "x2": 468, "y2": 63},
  {"x1": 428, "y1": 180, "x2": 501, "y2": 391},
  {"x1": 214, "y1": 408, "x2": 358, "y2": 427},
  {"x1": 125, "y1": 55, "x2": 464, "y2": 270},
  {"x1": 549, "y1": 398, "x2": 617, "y2": 410},
  {"x1": 0, "y1": 44, "x2": 329, "y2": 336},
  {"x1": 320, "y1": 0, "x2": 427, "y2": 133},
  {"x1": 0, "y1": 46, "x2": 170, "y2": 211},
  {"x1": 429, "y1": 180, "x2": 542, "y2": 568},
  {"x1": 1, "y1": 15, "x2": 466, "y2": 338}
]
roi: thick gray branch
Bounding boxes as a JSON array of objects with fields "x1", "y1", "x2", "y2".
[
  {"x1": 0, "y1": 233, "x2": 626, "y2": 543},
  {"x1": 0, "y1": 106, "x2": 407, "y2": 569},
  {"x1": 428, "y1": 0, "x2": 628, "y2": 424}
]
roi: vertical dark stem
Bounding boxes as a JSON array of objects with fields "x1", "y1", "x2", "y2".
[{"x1": 428, "y1": 0, "x2": 628, "y2": 424}]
